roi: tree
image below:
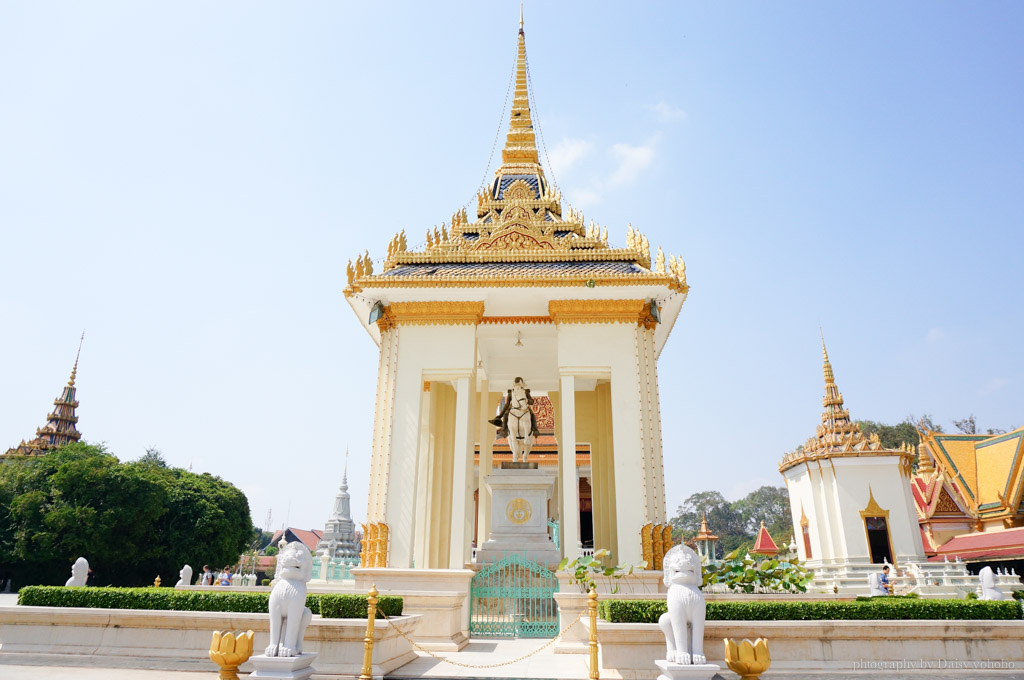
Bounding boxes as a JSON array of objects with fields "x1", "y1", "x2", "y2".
[
  {"x1": 0, "y1": 442, "x2": 252, "y2": 588},
  {"x1": 953, "y1": 414, "x2": 976, "y2": 435},
  {"x1": 856, "y1": 418, "x2": 921, "y2": 449},
  {"x1": 733, "y1": 485, "x2": 793, "y2": 546},
  {"x1": 670, "y1": 486, "x2": 792, "y2": 559}
]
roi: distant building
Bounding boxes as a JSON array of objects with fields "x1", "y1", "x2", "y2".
[
  {"x1": 269, "y1": 528, "x2": 324, "y2": 555},
  {"x1": 751, "y1": 521, "x2": 780, "y2": 557},
  {"x1": 3, "y1": 339, "x2": 84, "y2": 460},
  {"x1": 914, "y1": 426, "x2": 1024, "y2": 570},
  {"x1": 315, "y1": 455, "x2": 361, "y2": 560}
]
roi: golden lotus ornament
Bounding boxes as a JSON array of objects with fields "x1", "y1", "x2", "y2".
[
  {"x1": 723, "y1": 638, "x2": 771, "y2": 679},
  {"x1": 209, "y1": 630, "x2": 255, "y2": 680}
]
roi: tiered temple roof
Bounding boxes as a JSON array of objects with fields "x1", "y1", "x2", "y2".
[
  {"x1": 779, "y1": 333, "x2": 915, "y2": 474},
  {"x1": 343, "y1": 17, "x2": 687, "y2": 295},
  {"x1": 751, "y1": 520, "x2": 780, "y2": 556},
  {"x1": 3, "y1": 338, "x2": 84, "y2": 458}
]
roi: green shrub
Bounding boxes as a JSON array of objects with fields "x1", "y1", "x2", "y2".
[
  {"x1": 319, "y1": 593, "x2": 403, "y2": 619},
  {"x1": 598, "y1": 598, "x2": 1022, "y2": 623},
  {"x1": 965, "y1": 591, "x2": 979, "y2": 600},
  {"x1": 1013, "y1": 590, "x2": 1024, "y2": 602},
  {"x1": 261, "y1": 579, "x2": 271, "y2": 587},
  {"x1": 17, "y1": 586, "x2": 401, "y2": 618}
]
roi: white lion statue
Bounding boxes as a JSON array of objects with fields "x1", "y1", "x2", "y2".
[
  {"x1": 65, "y1": 557, "x2": 89, "y2": 587},
  {"x1": 265, "y1": 541, "x2": 314, "y2": 657},
  {"x1": 980, "y1": 566, "x2": 1006, "y2": 601},
  {"x1": 658, "y1": 544, "x2": 706, "y2": 665},
  {"x1": 175, "y1": 564, "x2": 193, "y2": 588}
]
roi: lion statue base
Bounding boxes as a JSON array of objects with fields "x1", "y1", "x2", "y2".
[{"x1": 264, "y1": 541, "x2": 313, "y2": 658}]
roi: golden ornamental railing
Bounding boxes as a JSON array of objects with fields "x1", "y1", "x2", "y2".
[
  {"x1": 640, "y1": 523, "x2": 675, "y2": 570},
  {"x1": 359, "y1": 522, "x2": 390, "y2": 568}
]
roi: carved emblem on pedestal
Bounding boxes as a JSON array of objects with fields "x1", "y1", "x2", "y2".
[{"x1": 506, "y1": 498, "x2": 532, "y2": 524}]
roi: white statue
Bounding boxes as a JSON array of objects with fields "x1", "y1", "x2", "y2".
[
  {"x1": 980, "y1": 566, "x2": 1006, "y2": 601},
  {"x1": 175, "y1": 564, "x2": 193, "y2": 588},
  {"x1": 658, "y1": 544, "x2": 706, "y2": 665},
  {"x1": 867, "y1": 573, "x2": 886, "y2": 596},
  {"x1": 65, "y1": 557, "x2": 89, "y2": 587},
  {"x1": 489, "y1": 377, "x2": 539, "y2": 462},
  {"x1": 264, "y1": 541, "x2": 314, "y2": 657}
]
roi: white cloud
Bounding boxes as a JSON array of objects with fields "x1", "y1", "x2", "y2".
[
  {"x1": 651, "y1": 100, "x2": 686, "y2": 122},
  {"x1": 979, "y1": 377, "x2": 1009, "y2": 396},
  {"x1": 925, "y1": 327, "x2": 945, "y2": 344},
  {"x1": 547, "y1": 138, "x2": 593, "y2": 176},
  {"x1": 567, "y1": 186, "x2": 601, "y2": 208},
  {"x1": 608, "y1": 141, "x2": 656, "y2": 187}
]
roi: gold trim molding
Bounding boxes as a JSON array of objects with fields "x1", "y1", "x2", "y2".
[
  {"x1": 480, "y1": 315, "x2": 552, "y2": 325},
  {"x1": 381, "y1": 301, "x2": 485, "y2": 327},
  {"x1": 346, "y1": 273, "x2": 688, "y2": 296},
  {"x1": 549, "y1": 299, "x2": 648, "y2": 325}
]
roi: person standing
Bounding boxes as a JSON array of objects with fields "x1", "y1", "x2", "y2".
[
  {"x1": 220, "y1": 565, "x2": 233, "y2": 586},
  {"x1": 879, "y1": 565, "x2": 893, "y2": 595},
  {"x1": 201, "y1": 565, "x2": 213, "y2": 586}
]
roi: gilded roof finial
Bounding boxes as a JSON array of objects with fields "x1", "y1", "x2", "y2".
[
  {"x1": 69, "y1": 331, "x2": 84, "y2": 386},
  {"x1": 499, "y1": 10, "x2": 541, "y2": 172},
  {"x1": 520, "y1": 2, "x2": 524, "y2": 32},
  {"x1": 820, "y1": 326, "x2": 834, "y2": 385}
]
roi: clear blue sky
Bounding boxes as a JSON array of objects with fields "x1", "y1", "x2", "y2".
[{"x1": 2, "y1": 2, "x2": 1022, "y2": 535}]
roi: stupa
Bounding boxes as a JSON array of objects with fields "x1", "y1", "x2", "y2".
[
  {"x1": 315, "y1": 451, "x2": 361, "y2": 560},
  {"x1": 344, "y1": 15, "x2": 688, "y2": 569},
  {"x1": 3, "y1": 336, "x2": 84, "y2": 459}
]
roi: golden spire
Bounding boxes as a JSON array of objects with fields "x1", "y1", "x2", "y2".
[
  {"x1": 820, "y1": 326, "x2": 834, "y2": 384},
  {"x1": 500, "y1": 10, "x2": 541, "y2": 172},
  {"x1": 69, "y1": 331, "x2": 84, "y2": 386}
]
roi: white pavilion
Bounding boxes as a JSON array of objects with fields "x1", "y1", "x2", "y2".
[{"x1": 344, "y1": 19, "x2": 688, "y2": 570}]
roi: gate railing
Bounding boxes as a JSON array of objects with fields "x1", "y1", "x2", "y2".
[{"x1": 469, "y1": 553, "x2": 559, "y2": 638}]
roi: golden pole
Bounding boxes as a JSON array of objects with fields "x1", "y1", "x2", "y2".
[
  {"x1": 588, "y1": 587, "x2": 599, "y2": 680},
  {"x1": 359, "y1": 584, "x2": 379, "y2": 680}
]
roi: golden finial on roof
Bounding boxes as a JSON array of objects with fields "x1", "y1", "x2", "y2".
[
  {"x1": 520, "y1": 2, "x2": 524, "y2": 31},
  {"x1": 68, "y1": 331, "x2": 84, "y2": 386},
  {"x1": 820, "y1": 327, "x2": 835, "y2": 384},
  {"x1": 655, "y1": 247, "x2": 665, "y2": 273},
  {"x1": 346, "y1": 259, "x2": 355, "y2": 284},
  {"x1": 363, "y1": 250, "x2": 373, "y2": 276},
  {"x1": 499, "y1": 11, "x2": 541, "y2": 171}
]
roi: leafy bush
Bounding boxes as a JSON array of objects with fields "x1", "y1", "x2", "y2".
[
  {"x1": 261, "y1": 579, "x2": 271, "y2": 587},
  {"x1": 320, "y1": 593, "x2": 403, "y2": 619},
  {"x1": 599, "y1": 598, "x2": 1022, "y2": 623},
  {"x1": 557, "y1": 549, "x2": 647, "y2": 594},
  {"x1": 965, "y1": 591, "x2": 979, "y2": 600},
  {"x1": 702, "y1": 549, "x2": 813, "y2": 593},
  {"x1": 1013, "y1": 590, "x2": 1024, "y2": 602},
  {"x1": 18, "y1": 586, "x2": 402, "y2": 618}
]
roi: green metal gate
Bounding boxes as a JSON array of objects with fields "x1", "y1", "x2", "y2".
[{"x1": 469, "y1": 554, "x2": 559, "y2": 638}]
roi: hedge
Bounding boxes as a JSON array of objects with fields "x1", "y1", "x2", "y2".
[
  {"x1": 17, "y1": 587, "x2": 402, "y2": 619},
  {"x1": 598, "y1": 598, "x2": 1022, "y2": 623}
]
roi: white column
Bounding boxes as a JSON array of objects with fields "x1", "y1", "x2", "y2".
[
  {"x1": 559, "y1": 375, "x2": 580, "y2": 559},
  {"x1": 449, "y1": 375, "x2": 474, "y2": 568},
  {"x1": 412, "y1": 382, "x2": 432, "y2": 568},
  {"x1": 476, "y1": 383, "x2": 493, "y2": 553},
  {"x1": 610, "y1": 367, "x2": 646, "y2": 565}
]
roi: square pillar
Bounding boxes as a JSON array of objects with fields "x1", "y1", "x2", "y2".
[
  {"x1": 449, "y1": 375, "x2": 475, "y2": 568},
  {"x1": 559, "y1": 374, "x2": 580, "y2": 559},
  {"x1": 476, "y1": 384, "x2": 495, "y2": 554}
]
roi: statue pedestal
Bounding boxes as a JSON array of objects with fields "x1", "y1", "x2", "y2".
[
  {"x1": 655, "y1": 660, "x2": 721, "y2": 680},
  {"x1": 249, "y1": 652, "x2": 317, "y2": 679},
  {"x1": 476, "y1": 468, "x2": 560, "y2": 566}
]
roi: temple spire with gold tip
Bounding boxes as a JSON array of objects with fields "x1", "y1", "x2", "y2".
[
  {"x1": 3, "y1": 334, "x2": 85, "y2": 458},
  {"x1": 779, "y1": 331, "x2": 916, "y2": 475},
  {"x1": 499, "y1": 7, "x2": 542, "y2": 174}
]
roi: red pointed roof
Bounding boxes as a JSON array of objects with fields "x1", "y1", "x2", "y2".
[{"x1": 751, "y1": 521, "x2": 779, "y2": 556}]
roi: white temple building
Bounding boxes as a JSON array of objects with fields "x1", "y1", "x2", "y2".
[
  {"x1": 779, "y1": 336, "x2": 973, "y2": 594},
  {"x1": 316, "y1": 455, "x2": 361, "y2": 560},
  {"x1": 343, "y1": 19, "x2": 688, "y2": 570}
]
